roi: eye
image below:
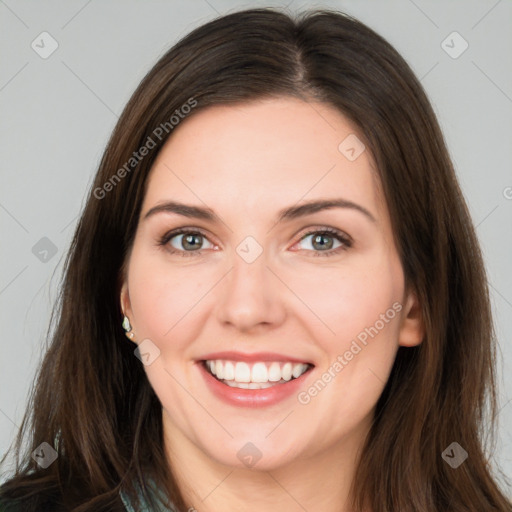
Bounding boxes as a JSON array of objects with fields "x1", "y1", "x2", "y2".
[
  {"x1": 294, "y1": 227, "x2": 352, "y2": 257},
  {"x1": 158, "y1": 229, "x2": 215, "y2": 257},
  {"x1": 158, "y1": 226, "x2": 352, "y2": 258}
]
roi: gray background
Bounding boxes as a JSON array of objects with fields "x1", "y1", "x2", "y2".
[{"x1": 1, "y1": 0, "x2": 511, "y2": 494}]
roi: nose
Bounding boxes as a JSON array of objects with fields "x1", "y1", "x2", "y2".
[{"x1": 215, "y1": 248, "x2": 287, "y2": 334}]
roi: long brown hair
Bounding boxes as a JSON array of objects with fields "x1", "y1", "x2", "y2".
[{"x1": 1, "y1": 7, "x2": 510, "y2": 512}]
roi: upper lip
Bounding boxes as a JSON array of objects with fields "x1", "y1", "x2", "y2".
[{"x1": 199, "y1": 351, "x2": 314, "y2": 365}]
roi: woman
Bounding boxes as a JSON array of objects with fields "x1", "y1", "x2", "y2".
[{"x1": 0, "y1": 7, "x2": 510, "y2": 512}]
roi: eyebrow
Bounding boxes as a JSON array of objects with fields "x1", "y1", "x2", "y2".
[{"x1": 143, "y1": 198, "x2": 377, "y2": 224}]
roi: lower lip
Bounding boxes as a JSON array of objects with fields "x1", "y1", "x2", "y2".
[{"x1": 198, "y1": 362, "x2": 312, "y2": 408}]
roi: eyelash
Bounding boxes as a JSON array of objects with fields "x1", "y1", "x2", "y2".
[{"x1": 157, "y1": 226, "x2": 352, "y2": 258}]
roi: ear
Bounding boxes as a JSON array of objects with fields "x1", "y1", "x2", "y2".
[
  {"x1": 397, "y1": 288, "x2": 425, "y2": 347},
  {"x1": 120, "y1": 281, "x2": 133, "y2": 322},
  {"x1": 120, "y1": 281, "x2": 139, "y2": 343}
]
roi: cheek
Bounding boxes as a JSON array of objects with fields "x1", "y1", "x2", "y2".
[
  {"x1": 293, "y1": 257, "x2": 403, "y2": 346},
  {"x1": 293, "y1": 251, "x2": 404, "y2": 413},
  {"x1": 127, "y1": 252, "x2": 203, "y2": 352}
]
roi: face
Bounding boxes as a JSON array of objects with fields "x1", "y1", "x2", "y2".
[{"x1": 120, "y1": 96, "x2": 423, "y2": 471}]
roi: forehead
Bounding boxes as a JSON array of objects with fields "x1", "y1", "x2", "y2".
[{"x1": 142, "y1": 97, "x2": 385, "y2": 225}]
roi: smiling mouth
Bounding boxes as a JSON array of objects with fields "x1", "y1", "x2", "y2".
[{"x1": 202, "y1": 359, "x2": 313, "y2": 389}]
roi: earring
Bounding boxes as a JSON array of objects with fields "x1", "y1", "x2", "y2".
[{"x1": 122, "y1": 315, "x2": 135, "y2": 339}]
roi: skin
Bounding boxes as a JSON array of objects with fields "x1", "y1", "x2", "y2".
[{"x1": 120, "y1": 96, "x2": 424, "y2": 512}]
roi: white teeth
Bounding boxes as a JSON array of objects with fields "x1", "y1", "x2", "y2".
[
  {"x1": 225, "y1": 380, "x2": 277, "y2": 389},
  {"x1": 292, "y1": 363, "x2": 305, "y2": 378},
  {"x1": 268, "y1": 362, "x2": 282, "y2": 382},
  {"x1": 224, "y1": 361, "x2": 235, "y2": 380},
  {"x1": 215, "y1": 360, "x2": 224, "y2": 380},
  {"x1": 282, "y1": 362, "x2": 293, "y2": 381},
  {"x1": 234, "y1": 362, "x2": 251, "y2": 383},
  {"x1": 205, "y1": 359, "x2": 310, "y2": 387},
  {"x1": 251, "y1": 362, "x2": 268, "y2": 383}
]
